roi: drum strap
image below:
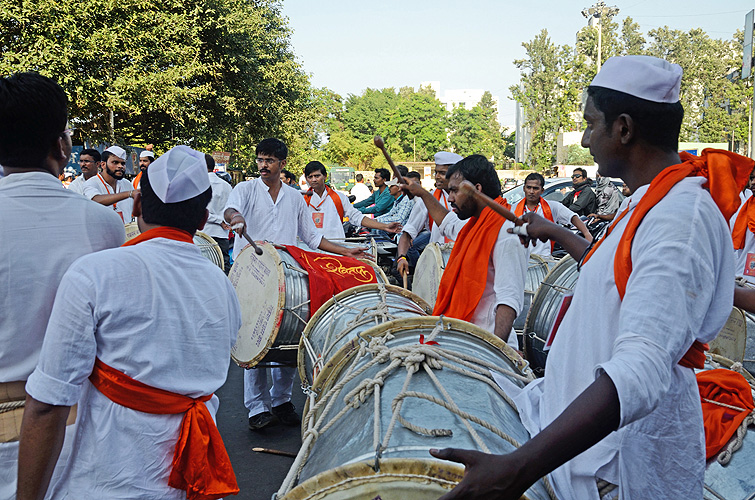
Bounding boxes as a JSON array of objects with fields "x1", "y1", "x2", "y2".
[{"x1": 697, "y1": 368, "x2": 754, "y2": 460}]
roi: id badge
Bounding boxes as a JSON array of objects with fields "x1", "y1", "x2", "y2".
[
  {"x1": 544, "y1": 291, "x2": 573, "y2": 351},
  {"x1": 745, "y1": 253, "x2": 755, "y2": 277},
  {"x1": 312, "y1": 212, "x2": 324, "y2": 229}
]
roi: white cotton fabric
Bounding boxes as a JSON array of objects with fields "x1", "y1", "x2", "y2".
[
  {"x1": 434, "y1": 151, "x2": 463, "y2": 165},
  {"x1": 402, "y1": 189, "x2": 463, "y2": 243},
  {"x1": 590, "y1": 55, "x2": 682, "y2": 103},
  {"x1": 148, "y1": 145, "x2": 210, "y2": 203},
  {"x1": 204, "y1": 172, "x2": 233, "y2": 239},
  {"x1": 350, "y1": 182, "x2": 371, "y2": 203},
  {"x1": 25, "y1": 238, "x2": 241, "y2": 499},
  {"x1": 82, "y1": 174, "x2": 134, "y2": 223},
  {"x1": 514, "y1": 177, "x2": 733, "y2": 500},
  {"x1": 104, "y1": 145, "x2": 126, "y2": 160},
  {"x1": 0, "y1": 171, "x2": 124, "y2": 498},
  {"x1": 225, "y1": 178, "x2": 322, "y2": 257},
  {"x1": 67, "y1": 175, "x2": 87, "y2": 195},
  {"x1": 438, "y1": 214, "x2": 527, "y2": 350},
  {"x1": 305, "y1": 189, "x2": 365, "y2": 240},
  {"x1": 523, "y1": 200, "x2": 578, "y2": 256}
]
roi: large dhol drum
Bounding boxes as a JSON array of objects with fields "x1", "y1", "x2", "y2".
[
  {"x1": 412, "y1": 243, "x2": 453, "y2": 308},
  {"x1": 230, "y1": 243, "x2": 388, "y2": 368},
  {"x1": 702, "y1": 354, "x2": 755, "y2": 500},
  {"x1": 523, "y1": 256, "x2": 579, "y2": 376},
  {"x1": 123, "y1": 223, "x2": 224, "y2": 270},
  {"x1": 279, "y1": 316, "x2": 554, "y2": 500},
  {"x1": 298, "y1": 283, "x2": 431, "y2": 386},
  {"x1": 124, "y1": 221, "x2": 141, "y2": 241},
  {"x1": 512, "y1": 255, "x2": 552, "y2": 334}
]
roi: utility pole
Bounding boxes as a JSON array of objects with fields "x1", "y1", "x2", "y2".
[
  {"x1": 582, "y1": 1, "x2": 620, "y2": 72},
  {"x1": 744, "y1": 10, "x2": 754, "y2": 158}
]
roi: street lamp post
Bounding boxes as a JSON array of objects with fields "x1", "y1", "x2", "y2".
[{"x1": 582, "y1": 1, "x2": 620, "y2": 72}]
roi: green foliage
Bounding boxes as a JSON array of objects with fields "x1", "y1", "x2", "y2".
[{"x1": 565, "y1": 144, "x2": 594, "y2": 165}]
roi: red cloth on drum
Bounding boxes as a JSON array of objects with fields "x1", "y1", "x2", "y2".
[
  {"x1": 284, "y1": 245, "x2": 377, "y2": 316},
  {"x1": 583, "y1": 149, "x2": 753, "y2": 369},
  {"x1": 732, "y1": 195, "x2": 755, "y2": 250},
  {"x1": 432, "y1": 196, "x2": 507, "y2": 321},
  {"x1": 697, "y1": 368, "x2": 754, "y2": 459},
  {"x1": 89, "y1": 358, "x2": 238, "y2": 500}
]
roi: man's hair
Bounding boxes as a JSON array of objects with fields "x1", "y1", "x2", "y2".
[
  {"x1": 587, "y1": 86, "x2": 683, "y2": 152},
  {"x1": 256, "y1": 138, "x2": 288, "y2": 160},
  {"x1": 304, "y1": 161, "x2": 327, "y2": 177},
  {"x1": 524, "y1": 172, "x2": 545, "y2": 188},
  {"x1": 446, "y1": 155, "x2": 501, "y2": 199},
  {"x1": 0, "y1": 72, "x2": 68, "y2": 169},
  {"x1": 573, "y1": 167, "x2": 588, "y2": 178},
  {"x1": 205, "y1": 153, "x2": 215, "y2": 172},
  {"x1": 374, "y1": 168, "x2": 391, "y2": 181},
  {"x1": 140, "y1": 167, "x2": 212, "y2": 234},
  {"x1": 397, "y1": 164, "x2": 409, "y2": 177},
  {"x1": 356, "y1": 173, "x2": 364, "y2": 182},
  {"x1": 406, "y1": 171, "x2": 421, "y2": 181},
  {"x1": 80, "y1": 148, "x2": 101, "y2": 162},
  {"x1": 282, "y1": 169, "x2": 297, "y2": 182}
]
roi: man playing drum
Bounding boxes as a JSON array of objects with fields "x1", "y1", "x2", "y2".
[
  {"x1": 224, "y1": 138, "x2": 371, "y2": 431},
  {"x1": 402, "y1": 155, "x2": 527, "y2": 351},
  {"x1": 18, "y1": 146, "x2": 241, "y2": 500},
  {"x1": 0, "y1": 73, "x2": 126, "y2": 499},
  {"x1": 431, "y1": 56, "x2": 752, "y2": 499}
]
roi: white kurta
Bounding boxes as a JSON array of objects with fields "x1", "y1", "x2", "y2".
[
  {"x1": 66, "y1": 175, "x2": 87, "y2": 195},
  {"x1": 26, "y1": 238, "x2": 241, "y2": 499},
  {"x1": 305, "y1": 189, "x2": 365, "y2": 240},
  {"x1": 82, "y1": 174, "x2": 134, "y2": 223},
  {"x1": 402, "y1": 189, "x2": 457, "y2": 244},
  {"x1": 438, "y1": 213, "x2": 528, "y2": 350},
  {"x1": 515, "y1": 177, "x2": 733, "y2": 500},
  {"x1": 0, "y1": 171, "x2": 125, "y2": 499},
  {"x1": 204, "y1": 172, "x2": 233, "y2": 239},
  {"x1": 522, "y1": 200, "x2": 578, "y2": 256},
  {"x1": 350, "y1": 182, "x2": 371, "y2": 203}
]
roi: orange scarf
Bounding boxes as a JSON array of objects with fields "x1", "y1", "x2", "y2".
[
  {"x1": 731, "y1": 195, "x2": 755, "y2": 250},
  {"x1": 133, "y1": 171, "x2": 142, "y2": 189},
  {"x1": 583, "y1": 149, "x2": 753, "y2": 368},
  {"x1": 428, "y1": 189, "x2": 448, "y2": 228},
  {"x1": 89, "y1": 359, "x2": 238, "y2": 500},
  {"x1": 515, "y1": 197, "x2": 554, "y2": 252},
  {"x1": 121, "y1": 226, "x2": 194, "y2": 247},
  {"x1": 697, "y1": 368, "x2": 754, "y2": 459},
  {"x1": 433, "y1": 197, "x2": 507, "y2": 320},
  {"x1": 305, "y1": 186, "x2": 345, "y2": 220}
]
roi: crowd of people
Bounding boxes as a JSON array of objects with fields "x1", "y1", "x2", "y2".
[{"x1": 2, "y1": 54, "x2": 755, "y2": 500}]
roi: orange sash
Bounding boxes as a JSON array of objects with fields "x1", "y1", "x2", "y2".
[
  {"x1": 432, "y1": 197, "x2": 507, "y2": 320},
  {"x1": 732, "y1": 195, "x2": 755, "y2": 250},
  {"x1": 697, "y1": 369, "x2": 754, "y2": 459},
  {"x1": 305, "y1": 186, "x2": 345, "y2": 220},
  {"x1": 515, "y1": 197, "x2": 555, "y2": 252},
  {"x1": 428, "y1": 189, "x2": 448, "y2": 228},
  {"x1": 89, "y1": 359, "x2": 238, "y2": 500},
  {"x1": 133, "y1": 171, "x2": 142, "y2": 189},
  {"x1": 121, "y1": 226, "x2": 194, "y2": 247},
  {"x1": 582, "y1": 149, "x2": 754, "y2": 368}
]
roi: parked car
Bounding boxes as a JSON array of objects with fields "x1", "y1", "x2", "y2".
[{"x1": 502, "y1": 177, "x2": 624, "y2": 206}]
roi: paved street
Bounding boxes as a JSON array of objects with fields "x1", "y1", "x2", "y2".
[{"x1": 216, "y1": 363, "x2": 307, "y2": 500}]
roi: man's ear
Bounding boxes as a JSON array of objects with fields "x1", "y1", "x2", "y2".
[
  {"x1": 615, "y1": 113, "x2": 635, "y2": 145},
  {"x1": 475, "y1": 183, "x2": 483, "y2": 192}
]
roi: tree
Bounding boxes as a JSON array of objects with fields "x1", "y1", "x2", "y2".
[
  {"x1": 621, "y1": 17, "x2": 646, "y2": 55},
  {"x1": 448, "y1": 91, "x2": 507, "y2": 163}
]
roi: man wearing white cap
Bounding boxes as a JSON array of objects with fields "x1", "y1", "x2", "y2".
[
  {"x1": 83, "y1": 145, "x2": 137, "y2": 223},
  {"x1": 18, "y1": 145, "x2": 242, "y2": 500},
  {"x1": 432, "y1": 56, "x2": 751, "y2": 499},
  {"x1": 132, "y1": 149, "x2": 155, "y2": 189},
  {"x1": 396, "y1": 151, "x2": 465, "y2": 274}
]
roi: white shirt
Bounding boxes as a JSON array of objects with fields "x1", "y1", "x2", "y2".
[
  {"x1": 730, "y1": 191, "x2": 755, "y2": 284},
  {"x1": 26, "y1": 238, "x2": 242, "y2": 499},
  {"x1": 305, "y1": 188, "x2": 365, "y2": 240},
  {"x1": 204, "y1": 172, "x2": 233, "y2": 239},
  {"x1": 350, "y1": 182, "x2": 371, "y2": 203},
  {"x1": 515, "y1": 177, "x2": 733, "y2": 500},
  {"x1": 403, "y1": 189, "x2": 458, "y2": 244},
  {"x1": 438, "y1": 214, "x2": 528, "y2": 350},
  {"x1": 82, "y1": 174, "x2": 134, "y2": 223},
  {"x1": 67, "y1": 174, "x2": 88, "y2": 195},
  {"x1": 521, "y1": 199, "x2": 578, "y2": 256},
  {"x1": 225, "y1": 178, "x2": 323, "y2": 256}
]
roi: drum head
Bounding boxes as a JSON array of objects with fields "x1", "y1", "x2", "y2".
[
  {"x1": 124, "y1": 221, "x2": 140, "y2": 241},
  {"x1": 412, "y1": 243, "x2": 451, "y2": 308},
  {"x1": 229, "y1": 242, "x2": 286, "y2": 368},
  {"x1": 193, "y1": 230, "x2": 224, "y2": 270},
  {"x1": 709, "y1": 308, "x2": 747, "y2": 363}
]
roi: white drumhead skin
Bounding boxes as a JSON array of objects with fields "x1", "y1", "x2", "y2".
[
  {"x1": 124, "y1": 222, "x2": 140, "y2": 241},
  {"x1": 412, "y1": 243, "x2": 451, "y2": 308},
  {"x1": 229, "y1": 242, "x2": 286, "y2": 367}
]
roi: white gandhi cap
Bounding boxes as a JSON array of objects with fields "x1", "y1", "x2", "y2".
[
  {"x1": 104, "y1": 145, "x2": 127, "y2": 160},
  {"x1": 434, "y1": 151, "x2": 463, "y2": 165},
  {"x1": 140, "y1": 150, "x2": 155, "y2": 159},
  {"x1": 590, "y1": 55, "x2": 682, "y2": 103},
  {"x1": 148, "y1": 145, "x2": 210, "y2": 203}
]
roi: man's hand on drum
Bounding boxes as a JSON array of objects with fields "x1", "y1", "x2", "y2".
[{"x1": 429, "y1": 448, "x2": 532, "y2": 500}]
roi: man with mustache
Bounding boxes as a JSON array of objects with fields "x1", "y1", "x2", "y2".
[
  {"x1": 83, "y1": 145, "x2": 136, "y2": 223},
  {"x1": 132, "y1": 150, "x2": 155, "y2": 189},
  {"x1": 67, "y1": 148, "x2": 100, "y2": 195}
]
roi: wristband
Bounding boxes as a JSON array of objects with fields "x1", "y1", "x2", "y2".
[{"x1": 397, "y1": 255, "x2": 408, "y2": 262}]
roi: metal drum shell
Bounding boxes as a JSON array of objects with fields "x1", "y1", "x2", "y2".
[
  {"x1": 513, "y1": 254, "x2": 551, "y2": 333},
  {"x1": 412, "y1": 243, "x2": 453, "y2": 308},
  {"x1": 193, "y1": 230, "x2": 224, "y2": 270},
  {"x1": 298, "y1": 316, "x2": 550, "y2": 500},
  {"x1": 523, "y1": 256, "x2": 580, "y2": 376},
  {"x1": 740, "y1": 309, "x2": 755, "y2": 376},
  {"x1": 297, "y1": 283, "x2": 431, "y2": 386},
  {"x1": 702, "y1": 354, "x2": 755, "y2": 500}
]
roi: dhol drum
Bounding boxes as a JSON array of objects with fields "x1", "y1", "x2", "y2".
[
  {"x1": 708, "y1": 308, "x2": 747, "y2": 364},
  {"x1": 298, "y1": 283, "x2": 431, "y2": 386},
  {"x1": 702, "y1": 354, "x2": 755, "y2": 500},
  {"x1": 736, "y1": 280, "x2": 755, "y2": 375},
  {"x1": 412, "y1": 243, "x2": 453, "y2": 308},
  {"x1": 230, "y1": 242, "x2": 388, "y2": 368},
  {"x1": 123, "y1": 223, "x2": 224, "y2": 270},
  {"x1": 523, "y1": 256, "x2": 579, "y2": 376},
  {"x1": 278, "y1": 316, "x2": 554, "y2": 500},
  {"x1": 512, "y1": 255, "x2": 552, "y2": 334}
]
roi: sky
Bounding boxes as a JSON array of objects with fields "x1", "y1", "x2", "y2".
[{"x1": 281, "y1": 1, "x2": 752, "y2": 129}]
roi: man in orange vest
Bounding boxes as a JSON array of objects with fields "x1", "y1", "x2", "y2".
[
  {"x1": 132, "y1": 149, "x2": 155, "y2": 189},
  {"x1": 18, "y1": 145, "x2": 242, "y2": 500},
  {"x1": 431, "y1": 56, "x2": 749, "y2": 500}
]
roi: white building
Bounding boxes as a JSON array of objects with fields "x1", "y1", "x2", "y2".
[{"x1": 420, "y1": 81, "x2": 502, "y2": 125}]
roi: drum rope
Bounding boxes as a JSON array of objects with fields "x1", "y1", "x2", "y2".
[
  {"x1": 0, "y1": 400, "x2": 24, "y2": 413},
  {"x1": 277, "y1": 322, "x2": 556, "y2": 500}
]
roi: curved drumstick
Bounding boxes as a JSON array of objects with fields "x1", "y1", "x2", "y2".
[
  {"x1": 458, "y1": 181, "x2": 527, "y2": 234},
  {"x1": 373, "y1": 135, "x2": 406, "y2": 185}
]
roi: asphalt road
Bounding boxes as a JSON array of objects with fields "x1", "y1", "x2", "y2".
[{"x1": 216, "y1": 363, "x2": 307, "y2": 500}]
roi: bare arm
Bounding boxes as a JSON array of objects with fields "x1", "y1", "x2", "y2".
[
  {"x1": 318, "y1": 238, "x2": 371, "y2": 259},
  {"x1": 493, "y1": 304, "x2": 517, "y2": 342},
  {"x1": 570, "y1": 215, "x2": 594, "y2": 243},
  {"x1": 396, "y1": 232, "x2": 413, "y2": 275},
  {"x1": 17, "y1": 396, "x2": 71, "y2": 500},
  {"x1": 401, "y1": 182, "x2": 449, "y2": 227},
  {"x1": 360, "y1": 217, "x2": 401, "y2": 233},
  {"x1": 92, "y1": 189, "x2": 135, "y2": 207},
  {"x1": 734, "y1": 286, "x2": 755, "y2": 312}
]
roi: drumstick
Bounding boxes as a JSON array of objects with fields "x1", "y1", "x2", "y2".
[
  {"x1": 402, "y1": 269, "x2": 408, "y2": 290},
  {"x1": 373, "y1": 136, "x2": 406, "y2": 185},
  {"x1": 458, "y1": 181, "x2": 521, "y2": 225},
  {"x1": 242, "y1": 231, "x2": 264, "y2": 255},
  {"x1": 252, "y1": 447, "x2": 297, "y2": 458}
]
